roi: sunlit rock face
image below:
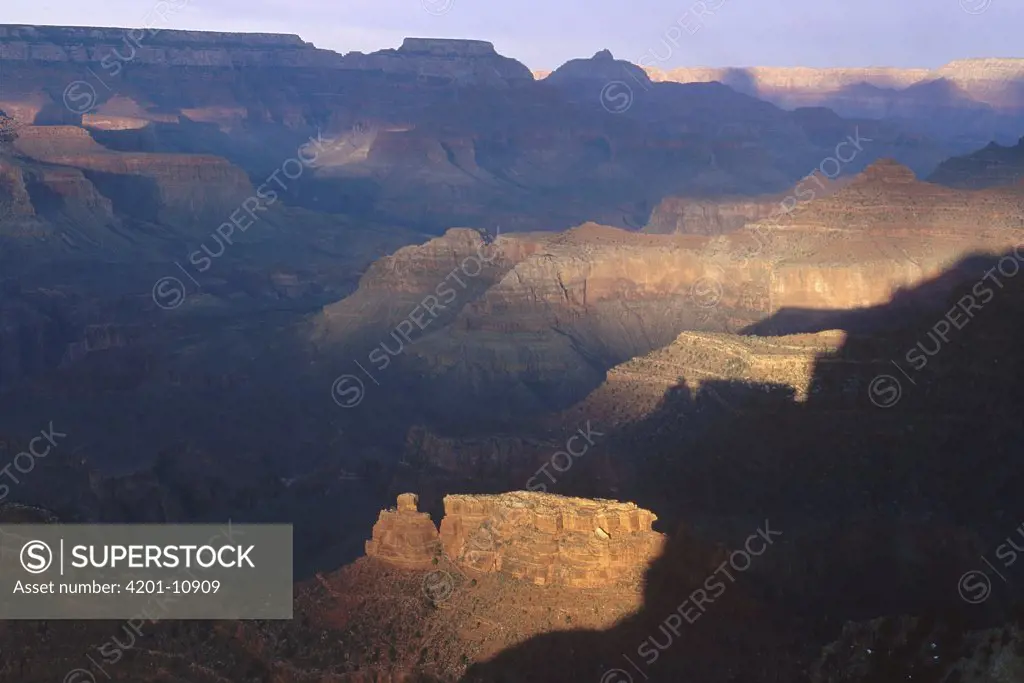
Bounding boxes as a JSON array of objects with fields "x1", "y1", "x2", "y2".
[
  {"x1": 366, "y1": 492, "x2": 664, "y2": 588},
  {"x1": 312, "y1": 161, "x2": 1024, "y2": 425},
  {"x1": 364, "y1": 493, "x2": 443, "y2": 570}
]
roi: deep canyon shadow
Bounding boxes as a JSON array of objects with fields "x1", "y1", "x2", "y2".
[{"x1": 464, "y1": 249, "x2": 1024, "y2": 683}]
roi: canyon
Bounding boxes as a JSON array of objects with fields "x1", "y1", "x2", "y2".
[
  {"x1": 313, "y1": 159, "x2": 1024, "y2": 430},
  {"x1": 1, "y1": 19, "x2": 1023, "y2": 683}
]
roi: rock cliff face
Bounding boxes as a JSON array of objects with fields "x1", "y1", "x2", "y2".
[
  {"x1": 20, "y1": 164, "x2": 116, "y2": 225},
  {"x1": 0, "y1": 25, "x2": 344, "y2": 68},
  {"x1": 643, "y1": 172, "x2": 848, "y2": 235},
  {"x1": 313, "y1": 228, "x2": 544, "y2": 356},
  {"x1": 439, "y1": 492, "x2": 664, "y2": 587},
  {"x1": 768, "y1": 157, "x2": 1024, "y2": 232},
  {"x1": 1, "y1": 24, "x2": 974, "y2": 240},
  {"x1": 12, "y1": 125, "x2": 253, "y2": 225},
  {"x1": 364, "y1": 492, "x2": 664, "y2": 588},
  {"x1": 342, "y1": 38, "x2": 534, "y2": 85},
  {"x1": 0, "y1": 159, "x2": 35, "y2": 218},
  {"x1": 643, "y1": 194, "x2": 785, "y2": 235},
  {"x1": 559, "y1": 330, "x2": 847, "y2": 429},
  {"x1": 315, "y1": 161, "x2": 1024, "y2": 424},
  {"x1": 3, "y1": 23, "x2": 968, "y2": 238},
  {"x1": 364, "y1": 493, "x2": 443, "y2": 569},
  {"x1": 0, "y1": 26, "x2": 531, "y2": 87}
]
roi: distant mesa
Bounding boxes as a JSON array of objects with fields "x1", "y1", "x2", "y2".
[
  {"x1": 397, "y1": 37, "x2": 499, "y2": 58},
  {"x1": 0, "y1": 24, "x2": 534, "y2": 84}
]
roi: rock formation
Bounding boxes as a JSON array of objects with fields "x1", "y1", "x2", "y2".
[
  {"x1": 12, "y1": 125, "x2": 253, "y2": 225},
  {"x1": 342, "y1": 38, "x2": 534, "y2": 86},
  {"x1": 643, "y1": 194, "x2": 787, "y2": 235},
  {"x1": 365, "y1": 492, "x2": 664, "y2": 588},
  {"x1": 1, "y1": 23, "x2": 967, "y2": 236},
  {"x1": 545, "y1": 49, "x2": 652, "y2": 88},
  {"x1": 0, "y1": 158, "x2": 35, "y2": 219},
  {"x1": 0, "y1": 24, "x2": 344, "y2": 68},
  {"x1": 0, "y1": 26, "x2": 532, "y2": 93},
  {"x1": 312, "y1": 161, "x2": 1024, "y2": 425},
  {"x1": 646, "y1": 59, "x2": 1024, "y2": 113},
  {"x1": 928, "y1": 136, "x2": 1024, "y2": 189},
  {"x1": 643, "y1": 171, "x2": 848, "y2": 236},
  {"x1": 559, "y1": 330, "x2": 847, "y2": 430},
  {"x1": 364, "y1": 493, "x2": 443, "y2": 569},
  {"x1": 644, "y1": 59, "x2": 1024, "y2": 149}
]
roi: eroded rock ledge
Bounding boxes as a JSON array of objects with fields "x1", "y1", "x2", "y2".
[{"x1": 365, "y1": 492, "x2": 665, "y2": 587}]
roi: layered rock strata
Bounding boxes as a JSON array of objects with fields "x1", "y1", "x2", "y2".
[
  {"x1": 364, "y1": 493, "x2": 442, "y2": 569},
  {"x1": 0, "y1": 27, "x2": 532, "y2": 86},
  {"x1": 558, "y1": 330, "x2": 848, "y2": 430},
  {"x1": 316, "y1": 161, "x2": 1024, "y2": 421},
  {"x1": 12, "y1": 125, "x2": 253, "y2": 224},
  {"x1": 365, "y1": 492, "x2": 665, "y2": 588}
]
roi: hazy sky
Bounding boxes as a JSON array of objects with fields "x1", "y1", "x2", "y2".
[{"x1": 5, "y1": 0, "x2": 1022, "y2": 71}]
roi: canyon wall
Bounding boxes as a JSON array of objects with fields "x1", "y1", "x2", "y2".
[
  {"x1": 643, "y1": 59, "x2": 1024, "y2": 150},
  {"x1": 646, "y1": 59, "x2": 1024, "y2": 113},
  {"x1": 315, "y1": 161, "x2": 1024, "y2": 423},
  {"x1": 0, "y1": 25, "x2": 341, "y2": 69},
  {"x1": 12, "y1": 125, "x2": 253, "y2": 225},
  {"x1": 644, "y1": 195, "x2": 786, "y2": 235}
]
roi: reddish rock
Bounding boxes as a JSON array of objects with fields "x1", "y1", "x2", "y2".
[
  {"x1": 365, "y1": 491, "x2": 664, "y2": 588},
  {"x1": 364, "y1": 493, "x2": 442, "y2": 570}
]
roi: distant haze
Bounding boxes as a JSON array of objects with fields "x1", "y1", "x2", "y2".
[{"x1": 6, "y1": 0, "x2": 1023, "y2": 71}]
